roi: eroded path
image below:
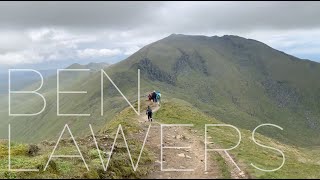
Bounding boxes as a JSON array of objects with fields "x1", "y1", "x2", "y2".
[{"x1": 138, "y1": 103, "x2": 247, "y2": 179}]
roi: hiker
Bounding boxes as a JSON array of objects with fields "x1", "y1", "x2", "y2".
[
  {"x1": 148, "y1": 93, "x2": 152, "y2": 101},
  {"x1": 146, "y1": 106, "x2": 153, "y2": 122},
  {"x1": 156, "y1": 91, "x2": 161, "y2": 105},
  {"x1": 151, "y1": 90, "x2": 157, "y2": 103}
]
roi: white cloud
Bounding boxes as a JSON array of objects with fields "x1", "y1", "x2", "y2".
[
  {"x1": 77, "y1": 48, "x2": 121, "y2": 59},
  {"x1": 240, "y1": 29, "x2": 320, "y2": 61},
  {"x1": 0, "y1": 31, "x2": 31, "y2": 53},
  {"x1": 0, "y1": 28, "x2": 125, "y2": 65},
  {"x1": 0, "y1": 50, "x2": 43, "y2": 65}
]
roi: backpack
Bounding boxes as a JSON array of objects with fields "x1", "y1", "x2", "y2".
[{"x1": 156, "y1": 92, "x2": 161, "y2": 99}]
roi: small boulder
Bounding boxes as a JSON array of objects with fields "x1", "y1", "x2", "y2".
[
  {"x1": 178, "y1": 153, "x2": 185, "y2": 157},
  {"x1": 27, "y1": 144, "x2": 40, "y2": 157}
]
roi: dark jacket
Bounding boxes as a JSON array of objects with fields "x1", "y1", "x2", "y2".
[
  {"x1": 146, "y1": 107, "x2": 152, "y2": 115},
  {"x1": 151, "y1": 92, "x2": 156, "y2": 99}
]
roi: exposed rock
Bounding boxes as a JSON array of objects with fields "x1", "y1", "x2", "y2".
[
  {"x1": 175, "y1": 135, "x2": 184, "y2": 140},
  {"x1": 262, "y1": 78, "x2": 300, "y2": 108},
  {"x1": 178, "y1": 153, "x2": 185, "y2": 157},
  {"x1": 239, "y1": 171, "x2": 246, "y2": 178},
  {"x1": 173, "y1": 49, "x2": 209, "y2": 76},
  {"x1": 155, "y1": 160, "x2": 161, "y2": 164},
  {"x1": 27, "y1": 144, "x2": 40, "y2": 157},
  {"x1": 135, "y1": 58, "x2": 176, "y2": 85}
]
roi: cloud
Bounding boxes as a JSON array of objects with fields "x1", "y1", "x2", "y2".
[
  {"x1": 77, "y1": 48, "x2": 121, "y2": 59},
  {"x1": 0, "y1": 2, "x2": 163, "y2": 29},
  {"x1": 0, "y1": 50, "x2": 43, "y2": 65},
  {"x1": 0, "y1": 1, "x2": 320, "y2": 65},
  {"x1": 0, "y1": 31, "x2": 31, "y2": 53},
  {"x1": 1, "y1": 2, "x2": 320, "y2": 31}
]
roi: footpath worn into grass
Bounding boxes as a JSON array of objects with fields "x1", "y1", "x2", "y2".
[
  {"x1": 1, "y1": 98, "x2": 320, "y2": 179},
  {"x1": 140, "y1": 100, "x2": 245, "y2": 179},
  {"x1": 154, "y1": 99, "x2": 320, "y2": 179}
]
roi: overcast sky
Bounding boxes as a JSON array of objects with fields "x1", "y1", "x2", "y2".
[{"x1": 0, "y1": 1, "x2": 320, "y2": 69}]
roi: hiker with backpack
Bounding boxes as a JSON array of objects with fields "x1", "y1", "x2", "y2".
[
  {"x1": 148, "y1": 93, "x2": 152, "y2": 101},
  {"x1": 151, "y1": 90, "x2": 157, "y2": 103},
  {"x1": 156, "y1": 91, "x2": 161, "y2": 105},
  {"x1": 146, "y1": 106, "x2": 153, "y2": 122}
]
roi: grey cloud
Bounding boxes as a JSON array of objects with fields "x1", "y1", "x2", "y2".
[
  {"x1": 0, "y1": 1, "x2": 163, "y2": 29},
  {"x1": 0, "y1": 1, "x2": 320, "y2": 65},
  {"x1": 0, "y1": 1, "x2": 320, "y2": 32}
]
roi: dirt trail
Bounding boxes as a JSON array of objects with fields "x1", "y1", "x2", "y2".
[{"x1": 138, "y1": 103, "x2": 247, "y2": 179}]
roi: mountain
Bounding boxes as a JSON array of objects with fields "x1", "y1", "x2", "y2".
[
  {"x1": 109, "y1": 34, "x2": 320, "y2": 146},
  {"x1": 1, "y1": 34, "x2": 320, "y2": 147}
]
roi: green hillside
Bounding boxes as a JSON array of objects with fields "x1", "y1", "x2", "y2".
[
  {"x1": 1, "y1": 99, "x2": 319, "y2": 179},
  {"x1": 0, "y1": 101, "x2": 155, "y2": 179},
  {"x1": 99, "y1": 34, "x2": 320, "y2": 146},
  {"x1": 155, "y1": 99, "x2": 320, "y2": 178},
  {"x1": 1, "y1": 34, "x2": 320, "y2": 148}
]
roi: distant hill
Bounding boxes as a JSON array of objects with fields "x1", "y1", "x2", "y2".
[
  {"x1": 1, "y1": 34, "x2": 320, "y2": 147},
  {"x1": 0, "y1": 69, "x2": 56, "y2": 95},
  {"x1": 67, "y1": 62, "x2": 110, "y2": 70}
]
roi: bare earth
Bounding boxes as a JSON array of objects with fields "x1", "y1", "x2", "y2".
[{"x1": 138, "y1": 103, "x2": 247, "y2": 179}]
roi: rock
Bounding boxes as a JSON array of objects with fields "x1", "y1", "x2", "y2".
[
  {"x1": 178, "y1": 153, "x2": 185, "y2": 157},
  {"x1": 155, "y1": 160, "x2": 161, "y2": 164},
  {"x1": 239, "y1": 171, "x2": 245, "y2": 177},
  {"x1": 27, "y1": 144, "x2": 40, "y2": 157},
  {"x1": 176, "y1": 135, "x2": 184, "y2": 140},
  {"x1": 204, "y1": 172, "x2": 208, "y2": 175},
  {"x1": 186, "y1": 155, "x2": 192, "y2": 159}
]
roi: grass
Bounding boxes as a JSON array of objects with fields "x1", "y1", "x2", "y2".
[
  {"x1": 0, "y1": 101, "x2": 155, "y2": 179},
  {"x1": 154, "y1": 99, "x2": 320, "y2": 179},
  {"x1": 213, "y1": 152, "x2": 232, "y2": 179},
  {"x1": 1, "y1": 98, "x2": 320, "y2": 178}
]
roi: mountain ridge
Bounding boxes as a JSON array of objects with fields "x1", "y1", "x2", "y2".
[
  {"x1": 115, "y1": 34, "x2": 320, "y2": 146},
  {"x1": 1, "y1": 34, "x2": 320, "y2": 147}
]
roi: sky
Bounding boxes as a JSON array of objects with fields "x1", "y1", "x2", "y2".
[{"x1": 0, "y1": 1, "x2": 320, "y2": 70}]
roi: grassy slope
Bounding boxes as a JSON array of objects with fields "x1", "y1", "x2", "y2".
[
  {"x1": 113, "y1": 34, "x2": 320, "y2": 147},
  {"x1": 154, "y1": 99, "x2": 320, "y2": 179},
  {"x1": 1, "y1": 98, "x2": 319, "y2": 179},
  {"x1": 0, "y1": 65, "x2": 135, "y2": 142},
  {"x1": 1, "y1": 34, "x2": 320, "y2": 148},
  {"x1": 0, "y1": 101, "x2": 154, "y2": 179}
]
